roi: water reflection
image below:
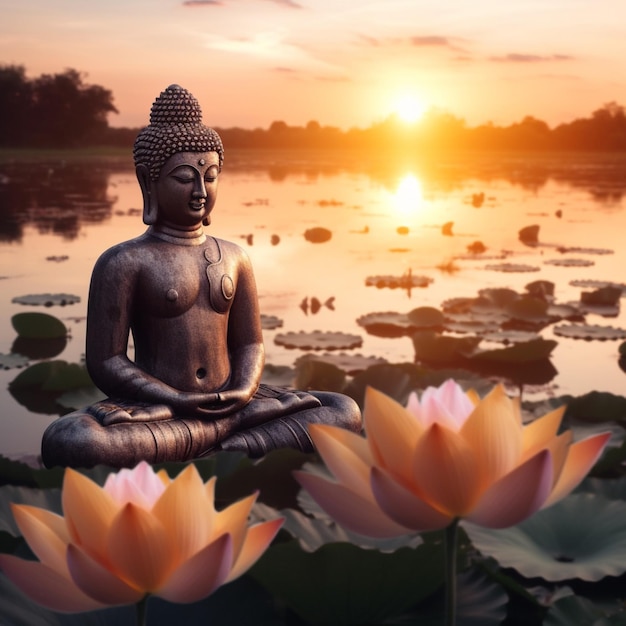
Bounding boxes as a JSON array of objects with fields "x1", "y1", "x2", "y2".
[
  {"x1": 0, "y1": 158, "x2": 126, "y2": 242},
  {"x1": 2, "y1": 150, "x2": 626, "y2": 459}
]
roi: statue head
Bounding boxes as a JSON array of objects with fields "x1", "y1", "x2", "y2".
[{"x1": 134, "y1": 85, "x2": 224, "y2": 225}]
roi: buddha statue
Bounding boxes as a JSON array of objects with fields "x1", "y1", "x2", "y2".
[{"x1": 41, "y1": 84, "x2": 362, "y2": 469}]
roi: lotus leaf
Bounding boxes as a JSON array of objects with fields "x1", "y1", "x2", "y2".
[
  {"x1": 580, "y1": 286, "x2": 622, "y2": 306},
  {"x1": 304, "y1": 227, "x2": 332, "y2": 243},
  {"x1": 11, "y1": 312, "x2": 67, "y2": 339},
  {"x1": 463, "y1": 493, "x2": 626, "y2": 582},
  {"x1": 471, "y1": 337, "x2": 557, "y2": 363},
  {"x1": 557, "y1": 246, "x2": 614, "y2": 255},
  {"x1": 274, "y1": 330, "x2": 363, "y2": 351},
  {"x1": 485, "y1": 263, "x2": 541, "y2": 273},
  {"x1": 294, "y1": 358, "x2": 346, "y2": 392},
  {"x1": 0, "y1": 353, "x2": 29, "y2": 370},
  {"x1": 544, "y1": 595, "x2": 626, "y2": 626},
  {"x1": 544, "y1": 258, "x2": 595, "y2": 267},
  {"x1": 525, "y1": 280, "x2": 555, "y2": 299},
  {"x1": 56, "y1": 385, "x2": 106, "y2": 410},
  {"x1": 553, "y1": 324, "x2": 626, "y2": 341},
  {"x1": 10, "y1": 293, "x2": 80, "y2": 307},
  {"x1": 356, "y1": 311, "x2": 416, "y2": 337},
  {"x1": 570, "y1": 279, "x2": 626, "y2": 295},
  {"x1": 477, "y1": 287, "x2": 518, "y2": 307},
  {"x1": 481, "y1": 330, "x2": 541, "y2": 344},
  {"x1": 412, "y1": 330, "x2": 482, "y2": 364},
  {"x1": 444, "y1": 318, "x2": 502, "y2": 335},
  {"x1": 519, "y1": 224, "x2": 540, "y2": 244},
  {"x1": 294, "y1": 352, "x2": 387, "y2": 375},
  {"x1": 250, "y1": 540, "x2": 444, "y2": 626},
  {"x1": 407, "y1": 306, "x2": 445, "y2": 328},
  {"x1": 9, "y1": 360, "x2": 92, "y2": 392},
  {"x1": 506, "y1": 295, "x2": 550, "y2": 320},
  {"x1": 365, "y1": 274, "x2": 433, "y2": 289},
  {"x1": 260, "y1": 314, "x2": 283, "y2": 330}
]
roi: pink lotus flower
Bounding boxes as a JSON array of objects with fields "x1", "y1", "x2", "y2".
[
  {"x1": 0, "y1": 462, "x2": 283, "y2": 613},
  {"x1": 295, "y1": 380, "x2": 610, "y2": 536}
]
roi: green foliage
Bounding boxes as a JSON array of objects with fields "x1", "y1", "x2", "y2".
[{"x1": 11, "y1": 312, "x2": 67, "y2": 339}]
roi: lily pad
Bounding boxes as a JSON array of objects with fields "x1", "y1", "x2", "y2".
[
  {"x1": 557, "y1": 246, "x2": 614, "y2": 255},
  {"x1": 481, "y1": 330, "x2": 541, "y2": 344},
  {"x1": 525, "y1": 280, "x2": 555, "y2": 299},
  {"x1": 260, "y1": 314, "x2": 283, "y2": 330},
  {"x1": 356, "y1": 311, "x2": 415, "y2": 337},
  {"x1": 294, "y1": 358, "x2": 346, "y2": 392},
  {"x1": 412, "y1": 330, "x2": 482, "y2": 364},
  {"x1": 544, "y1": 258, "x2": 595, "y2": 267},
  {"x1": 0, "y1": 353, "x2": 29, "y2": 370},
  {"x1": 407, "y1": 306, "x2": 446, "y2": 329},
  {"x1": 570, "y1": 279, "x2": 626, "y2": 295},
  {"x1": 365, "y1": 273, "x2": 433, "y2": 289},
  {"x1": 471, "y1": 337, "x2": 557, "y2": 363},
  {"x1": 580, "y1": 286, "x2": 622, "y2": 307},
  {"x1": 11, "y1": 293, "x2": 80, "y2": 307},
  {"x1": 304, "y1": 227, "x2": 332, "y2": 243},
  {"x1": 553, "y1": 324, "x2": 626, "y2": 341},
  {"x1": 261, "y1": 364, "x2": 296, "y2": 387},
  {"x1": 484, "y1": 263, "x2": 541, "y2": 273},
  {"x1": 294, "y1": 352, "x2": 387, "y2": 376},
  {"x1": 274, "y1": 330, "x2": 363, "y2": 351},
  {"x1": 11, "y1": 312, "x2": 67, "y2": 339},
  {"x1": 463, "y1": 493, "x2": 626, "y2": 582}
]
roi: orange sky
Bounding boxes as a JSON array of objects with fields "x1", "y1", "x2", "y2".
[{"x1": 2, "y1": 0, "x2": 626, "y2": 131}]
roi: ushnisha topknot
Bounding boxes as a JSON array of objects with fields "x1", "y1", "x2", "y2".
[{"x1": 133, "y1": 84, "x2": 224, "y2": 181}]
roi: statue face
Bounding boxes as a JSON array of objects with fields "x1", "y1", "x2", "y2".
[{"x1": 153, "y1": 151, "x2": 220, "y2": 229}]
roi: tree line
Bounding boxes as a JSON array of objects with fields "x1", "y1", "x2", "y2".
[{"x1": 2, "y1": 64, "x2": 626, "y2": 152}]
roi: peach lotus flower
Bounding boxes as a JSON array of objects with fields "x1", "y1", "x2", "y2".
[
  {"x1": 295, "y1": 380, "x2": 611, "y2": 536},
  {"x1": 0, "y1": 461, "x2": 283, "y2": 613}
]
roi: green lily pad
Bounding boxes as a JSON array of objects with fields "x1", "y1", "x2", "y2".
[
  {"x1": 356, "y1": 311, "x2": 416, "y2": 337},
  {"x1": 0, "y1": 353, "x2": 29, "y2": 370},
  {"x1": 274, "y1": 330, "x2": 363, "y2": 351},
  {"x1": 250, "y1": 540, "x2": 444, "y2": 626},
  {"x1": 407, "y1": 306, "x2": 446, "y2": 328},
  {"x1": 294, "y1": 352, "x2": 387, "y2": 376},
  {"x1": 471, "y1": 338, "x2": 557, "y2": 364},
  {"x1": 9, "y1": 360, "x2": 93, "y2": 392},
  {"x1": 11, "y1": 312, "x2": 67, "y2": 339},
  {"x1": 294, "y1": 357, "x2": 346, "y2": 392},
  {"x1": 365, "y1": 273, "x2": 433, "y2": 289},
  {"x1": 544, "y1": 258, "x2": 595, "y2": 267},
  {"x1": 570, "y1": 279, "x2": 626, "y2": 295},
  {"x1": 261, "y1": 363, "x2": 296, "y2": 387},
  {"x1": 553, "y1": 324, "x2": 626, "y2": 341},
  {"x1": 544, "y1": 593, "x2": 626, "y2": 626},
  {"x1": 56, "y1": 385, "x2": 107, "y2": 410},
  {"x1": 260, "y1": 314, "x2": 283, "y2": 330},
  {"x1": 463, "y1": 493, "x2": 626, "y2": 582},
  {"x1": 484, "y1": 263, "x2": 541, "y2": 273},
  {"x1": 412, "y1": 330, "x2": 482, "y2": 364},
  {"x1": 304, "y1": 227, "x2": 332, "y2": 243},
  {"x1": 11, "y1": 293, "x2": 80, "y2": 307}
]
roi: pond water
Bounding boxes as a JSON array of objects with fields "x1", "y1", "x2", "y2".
[{"x1": 1, "y1": 149, "x2": 626, "y2": 461}]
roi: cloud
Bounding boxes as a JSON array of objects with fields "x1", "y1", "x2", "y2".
[
  {"x1": 410, "y1": 36, "x2": 452, "y2": 48},
  {"x1": 490, "y1": 53, "x2": 573, "y2": 63},
  {"x1": 182, "y1": 0, "x2": 223, "y2": 6}
]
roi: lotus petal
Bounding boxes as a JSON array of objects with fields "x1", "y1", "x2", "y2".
[
  {"x1": 0, "y1": 554, "x2": 104, "y2": 612},
  {"x1": 308, "y1": 423, "x2": 374, "y2": 497},
  {"x1": 294, "y1": 471, "x2": 411, "y2": 538},
  {"x1": 466, "y1": 450, "x2": 553, "y2": 528},
  {"x1": 62, "y1": 469, "x2": 118, "y2": 561},
  {"x1": 227, "y1": 518, "x2": 284, "y2": 582},
  {"x1": 107, "y1": 503, "x2": 174, "y2": 591},
  {"x1": 370, "y1": 467, "x2": 452, "y2": 531},
  {"x1": 67, "y1": 543, "x2": 143, "y2": 605},
  {"x1": 157, "y1": 534, "x2": 233, "y2": 604},
  {"x1": 214, "y1": 493, "x2": 258, "y2": 564},
  {"x1": 544, "y1": 432, "x2": 612, "y2": 506}
]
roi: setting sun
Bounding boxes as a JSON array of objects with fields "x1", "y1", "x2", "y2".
[
  {"x1": 394, "y1": 94, "x2": 427, "y2": 124},
  {"x1": 393, "y1": 173, "x2": 423, "y2": 214}
]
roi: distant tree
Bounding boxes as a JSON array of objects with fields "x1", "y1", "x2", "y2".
[
  {"x1": 0, "y1": 65, "x2": 32, "y2": 146},
  {"x1": 0, "y1": 65, "x2": 117, "y2": 147}
]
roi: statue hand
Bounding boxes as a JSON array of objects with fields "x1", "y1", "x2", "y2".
[{"x1": 173, "y1": 390, "x2": 251, "y2": 418}]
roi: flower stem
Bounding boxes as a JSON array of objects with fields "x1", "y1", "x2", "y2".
[
  {"x1": 444, "y1": 518, "x2": 460, "y2": 626},
  {"x1": 136, "y1": 595, "x2": 148, "y2": 626}
]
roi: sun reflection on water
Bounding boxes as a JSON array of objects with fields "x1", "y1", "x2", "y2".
[{"x1": 393, "y1": 173, "x2": 423, "y2": 216}]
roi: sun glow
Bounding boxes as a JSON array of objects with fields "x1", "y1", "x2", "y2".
[
  {"x1": 394, "y1": 174, "x2": 423, "y2": 215},
  {"x1": 394, "y1": 94, "x2": 427, "y2": 124}
]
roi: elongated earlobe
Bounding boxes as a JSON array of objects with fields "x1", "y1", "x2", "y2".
[{"x1": 136, "y1": 164, "x2": 158, "y2": 225}]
